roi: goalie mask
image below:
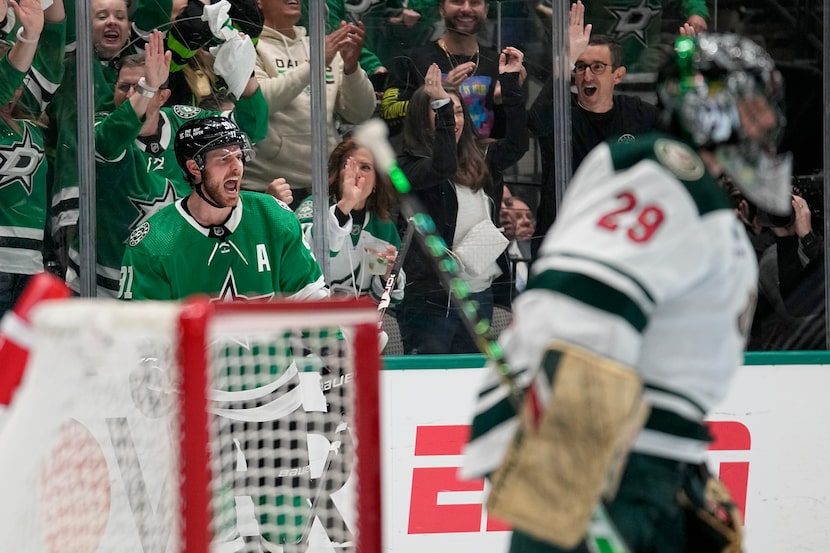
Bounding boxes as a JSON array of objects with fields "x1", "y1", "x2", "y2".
[{"x1": 657, "y1": 33, "x2": 792, "y2": 215}]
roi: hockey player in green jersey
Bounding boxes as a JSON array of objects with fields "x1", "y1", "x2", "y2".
[
  {"x1": 66, "y1": 29, "x2": 268, "y2": 296},
  {"x1": 463, "y1": 33, "x2": 791, "y2": 553},
  {"x1": 118, "y1": 115, "x2": 326, "y2": 302},
  {"x1": 119, "y1": 115, "x2": 329, "y2": 551},
  {"x1": 0, "y1": 0, "x2": 65, "y2": 315}
]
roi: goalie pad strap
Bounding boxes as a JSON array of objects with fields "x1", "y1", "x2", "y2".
[
  {"x1": 678, "y1": 465, "x2": 744, "y2": 553},
  {"x1": 486, "y1": 341, "x2": 649, "y2": 549}
]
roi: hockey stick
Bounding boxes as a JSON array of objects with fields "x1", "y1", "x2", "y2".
[
  {"x1": 280, "y1": 419, "x2": 351, "y2": 553},
  {"x1": 377, "y1": 219, "x2": 416, "y2": 322},
  {"x1": 353, "y1": 119, "x2": 631, "y2": 553}
]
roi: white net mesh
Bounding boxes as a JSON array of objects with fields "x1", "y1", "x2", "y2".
[
  {"x1": 0, "y1": 299, "x2": 381, "y2": 553},
  {"x1": 0, "y1": 300, "x2": 182, "y2": 553}
]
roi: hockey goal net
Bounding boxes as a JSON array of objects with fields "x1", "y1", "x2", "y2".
[{"x1": 0, "y1": 297, "x2": 382, "y2": 553}]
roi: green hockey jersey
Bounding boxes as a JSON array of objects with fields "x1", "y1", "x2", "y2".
[
  {"x1": 118, "y1": 191, "x2": 327, "y2": 302},
  {"x1": 0, "y1": 20, "x2": 65, "y2": 275},
  {"x1": 46, "y1": 0, "x2": 170, "y2": 252},
  {"x1": 584, "y1": 0, "x2": 709, "y2": 73},
  {"x1": 64, "y1": 93, "x2": 268, "y2": 296}
]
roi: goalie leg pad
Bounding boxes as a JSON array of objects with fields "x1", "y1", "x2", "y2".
[{"x1": 486, "y1": 341, "x2": 649, "y2": 548}]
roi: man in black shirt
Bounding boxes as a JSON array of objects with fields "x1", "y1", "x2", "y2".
[
  {"x1": 380, "y1": 0, "x2": 506, "y2": 139},
  {"x1": 529, "y1": 30, "x2": 659, "y2": 257}
]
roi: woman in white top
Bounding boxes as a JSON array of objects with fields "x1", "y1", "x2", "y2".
[{"x1": 295, "y1": 137, "x2": 404, "y2": 305}]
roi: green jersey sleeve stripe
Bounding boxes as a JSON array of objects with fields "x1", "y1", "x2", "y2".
[
  {"x1": 477, "y1": 366, "x2": 529, "y2": 398},
  {"x1": 644, "y1": 406, "x2": 712, "y2": 442},
  {"x1": 527, "y1": 268, "x2": 649, "y2": 333},
  {"x1": 644, "y1": 383, "x2": 707, "y2": 415},
  {"x1": 469, "y1": 395, "x2": 519, "y2": 442}
]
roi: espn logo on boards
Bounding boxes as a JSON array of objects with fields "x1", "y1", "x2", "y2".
[{"x1": 407, "y1": 422, "x2": 751, "y2": 534}]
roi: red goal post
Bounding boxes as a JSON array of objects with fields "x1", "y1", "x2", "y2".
[{"x1": 0, "y1": 296, "x2": 383, "y2": 553}]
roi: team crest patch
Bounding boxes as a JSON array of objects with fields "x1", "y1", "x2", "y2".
[
  {"x1": 654, "y1": 138, "x2": 705, "y2": 181},
  {"x1": 172, "y1": 105, "x2": 203, "y2": 119},
  {"x1": 128, "y1": 222, "x2": 151, "y2": 246},
  {"x1": 294, "y1": 200, "x2": 313, "y2": 219}
]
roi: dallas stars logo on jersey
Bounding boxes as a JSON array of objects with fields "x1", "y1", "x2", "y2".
[
  {"x1": 128, "y1": 180, "x2": 180, "y2": 235},
  {"x1": 0, "y1": 126, "x2": 45, "y2": 195},
  {"x1": 213, "y1": 270, "x2": 275, "y2": 303},
  {"x1": 606, "y1": 0, "x2": 661, "y2": 46},
  {"x1": 119, "y1": 192, "x2": 325, "y2": 302}
]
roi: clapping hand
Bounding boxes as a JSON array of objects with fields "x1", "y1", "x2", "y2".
[
  {"x1": 337, "y1": 156, "x2": 367, "y2": 214},
  {"x1": 326, "y1": 21, "x2": 365, "y2": 75},
  {"x1": 679, "y1": 22, "x2": 696, "y2": 37},
  {"x1": 144, "y1": 30, "x2": 171, "y2": 91},
  {"x1": 792, "y1": 195, "x2": 813, "y2": 239},
  {"x1": 423, "y1": 63, "x2": 449, "y2": 101},
  {"x1": 10, "y1": 0, "x2": 44, "y2": 42},
  {"x1": 494, "y1": 46, "x2": 525, "y2": 102},
  {"x1": 499, "y1": 46, "x2": 524, "y2": 74},
  {"x1": 568, "y1": 0, "x2": 592, "y2": 66}
]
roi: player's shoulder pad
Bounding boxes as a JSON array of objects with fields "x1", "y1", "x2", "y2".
[
  {"x1": 128, "y1": 221, "x2": 151, "y2": 247},
  {"x1": 608, "y1": 133, "x2": 731, "y2": 216}
]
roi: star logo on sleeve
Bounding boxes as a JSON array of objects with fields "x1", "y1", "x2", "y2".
[
  {"x1": 128, "y1": 180, "x2": 180, "y2": 231},
  {"x1": 211, "y1": 269, "x2": 275, "y2": 303},
  {"x1": 0, "y1": 125, "x2": 45, "y2": 195}
]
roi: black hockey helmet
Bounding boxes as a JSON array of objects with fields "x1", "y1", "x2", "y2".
[
  {"x1": 174, "y1": 115, "x2": 254, "y2": 183},
  {"x1": 657, "y1": 33, "x2": 792, "y2": 215}
]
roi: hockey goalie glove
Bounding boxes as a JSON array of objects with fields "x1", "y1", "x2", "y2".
[
  {"x1": 486, "y1": 341, "x2": 649, "y2": 548},
  {"x1": 678, "y1": 463, "x2": 744, "y2": 553}
]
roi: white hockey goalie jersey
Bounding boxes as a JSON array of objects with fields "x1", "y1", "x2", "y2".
[{"x1": 463, "y1": 132, "x2": 758, "y2": 477}]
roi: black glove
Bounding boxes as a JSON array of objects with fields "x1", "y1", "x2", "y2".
[
  {"x1": 227, "y1": 0, "x2": 263, "y2": 40},
  {"x1": 169, "y1": 0, "x2": 214, "y2": 51}
]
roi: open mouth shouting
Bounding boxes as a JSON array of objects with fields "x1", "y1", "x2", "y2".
[
  {"x1": 580, "y1": 84, "x2": 598, "y2": 98},
  {"x1": 224, "y1": 178, "x2": 241, "y2": 200},
  {"x1": 103, "y1": 27, "x2": 122, "y2": 46}
]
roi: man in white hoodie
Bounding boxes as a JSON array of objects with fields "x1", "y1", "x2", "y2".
[{"x1": 244, "y1": 0, "x2": 377, "y2": 208}]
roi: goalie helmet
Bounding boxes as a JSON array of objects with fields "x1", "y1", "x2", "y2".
[
  {"x1": 657, "y1": 33, "x2": 792, "y2": 215},
  {"x1": 174, "y1": 116, "x2": 254, "y2": 184}
]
